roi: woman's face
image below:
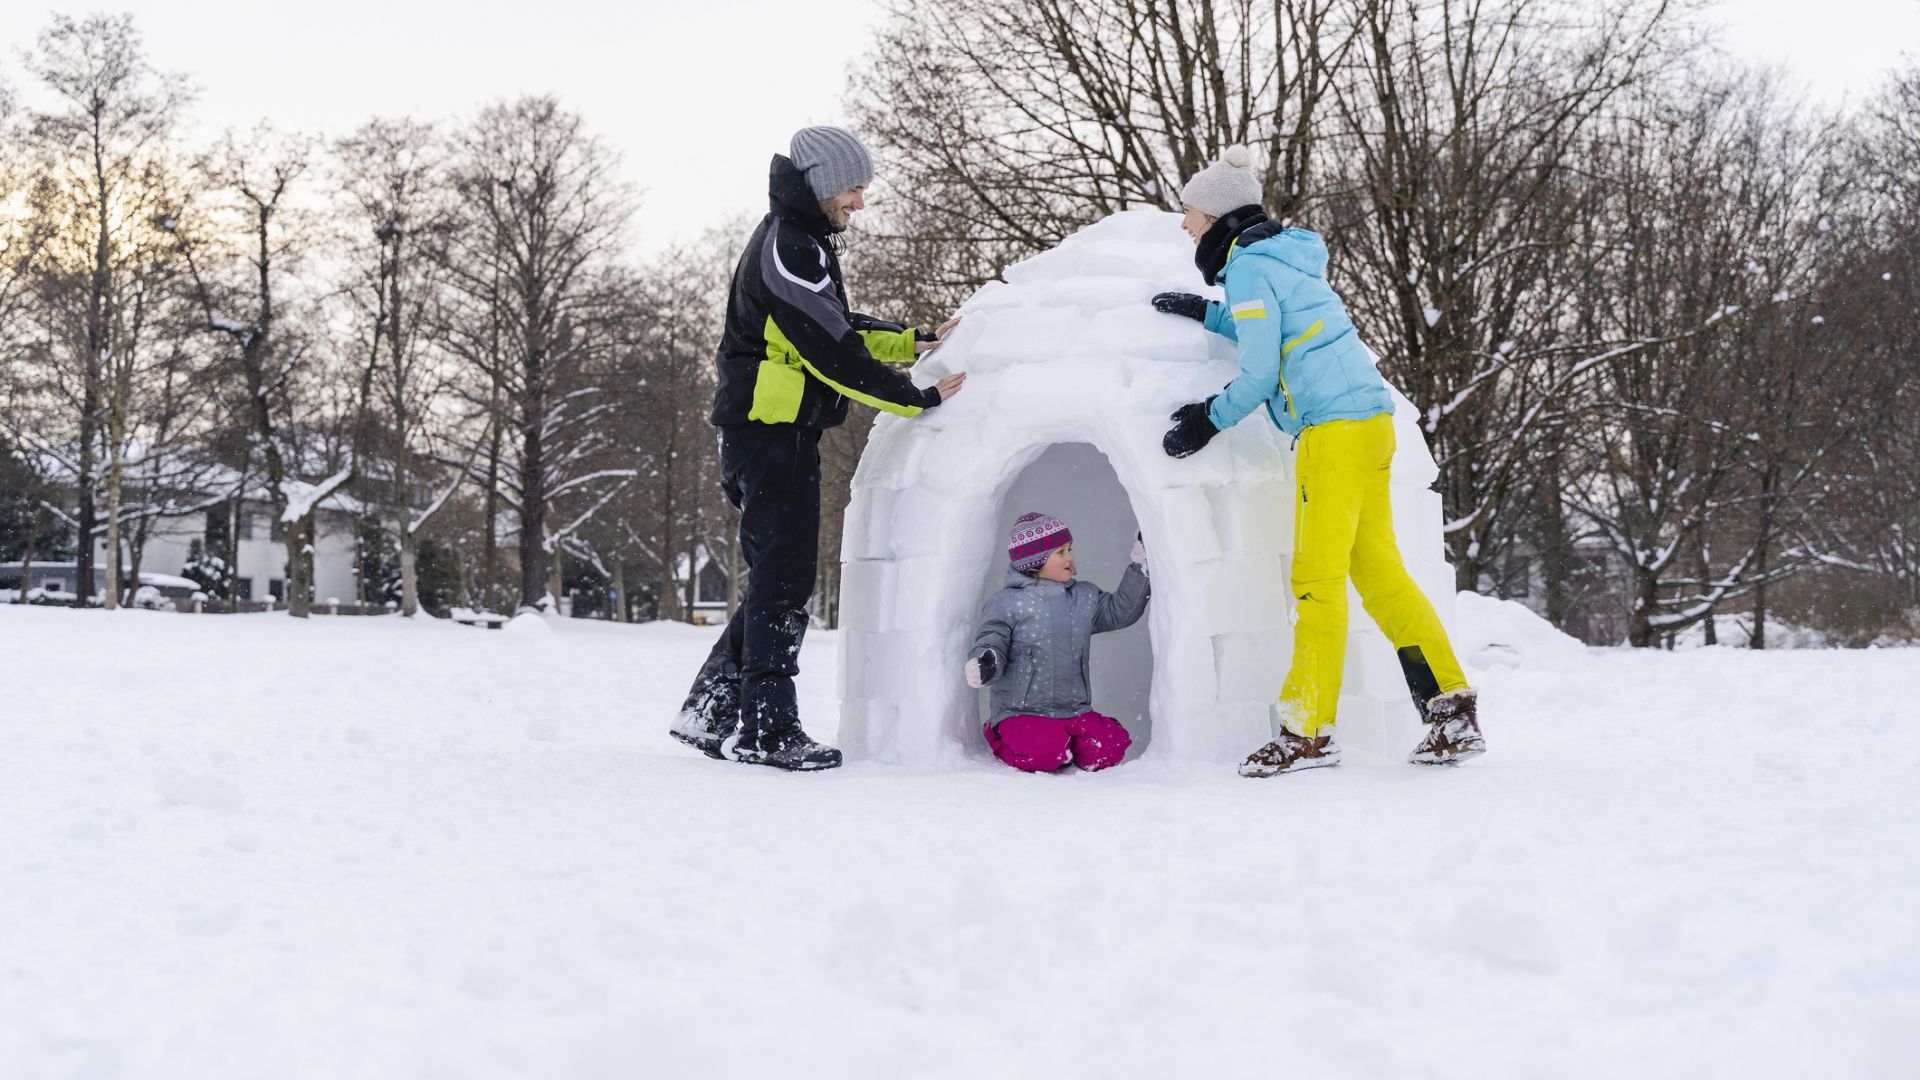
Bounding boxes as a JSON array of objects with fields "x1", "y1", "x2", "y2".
[{"x1": 1181, "y1": 205, "x2": 1214, "y2": 244}]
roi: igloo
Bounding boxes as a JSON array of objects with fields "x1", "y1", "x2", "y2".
[{"x1": 836, "y1": 210, "x2": 1456, "y2": 767}]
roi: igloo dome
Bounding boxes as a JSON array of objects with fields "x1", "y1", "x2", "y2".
[{"x1": 836, "y1": 210, "x2": 1455, "y2": 767}]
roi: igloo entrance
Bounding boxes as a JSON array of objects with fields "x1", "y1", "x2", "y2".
[{"x1": 982, "y1": 443, "x2": 1155, "y2": 757}]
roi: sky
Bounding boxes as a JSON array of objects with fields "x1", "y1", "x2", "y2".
[{"x1": 2, "y1": 0, "x2": 1915, "y2": 255}]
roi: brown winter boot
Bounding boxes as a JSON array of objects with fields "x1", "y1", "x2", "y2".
[
  {"x1": 1408, "y1": 688, "x2": 1486, "y2": 765},
  {"x1": 1239, "y1": 731, "x2": 1342, "y2": 778}
]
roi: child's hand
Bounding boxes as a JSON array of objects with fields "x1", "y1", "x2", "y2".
[
  {"x1": 965, "y1": 649, "x2": 1000, "y2": 689},
  {"x1": 1130, "y1": 536, "x2": 1148, "y2": 567}
]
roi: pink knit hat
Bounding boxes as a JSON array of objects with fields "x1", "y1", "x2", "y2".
[{"x1": 1008, "y1": 511, "x2": 1072, "y2": 575}]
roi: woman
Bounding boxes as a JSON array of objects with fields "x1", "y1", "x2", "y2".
[{"x1": 1151, "y1": 145, "x2": 1487, "y2": 778}]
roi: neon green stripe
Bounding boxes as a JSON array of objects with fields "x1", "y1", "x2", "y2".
[
  {"x1": 764, "y1": 315, "x2": 925, "y2": 419},
  {"x1": 857, "y1": 328, "x2": 917, "y2": 364},
  {"x1": 1281, "y1": 320, "x2": 1325, "y2": 356},
  {"x1": 795, "y1": 355, "x2": 924, "y2": 418},
  {"x1": 1276, "y1": 320, "x2": 1324, "y2": 420},
  {"x1": 750, "y1": 317, "x2": 807, "y2": 423}
]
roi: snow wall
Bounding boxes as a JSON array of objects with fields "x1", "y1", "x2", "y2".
[{"x1": 837, "y1": 210, "x2": 1455, "y2": 767}]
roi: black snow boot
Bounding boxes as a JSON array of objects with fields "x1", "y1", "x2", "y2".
[
  {"x1": 1408, "y1": 688, "x2": 1487, "y2": 765},
  {"x1": 733, "y1": 729, "x2": 843, "y2": 772},
  {"x1": 671, "y1": 661, "x2": 741, "y2": 760}
]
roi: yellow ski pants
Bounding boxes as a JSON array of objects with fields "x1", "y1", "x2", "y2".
[{"x1": 1278, "y1": 413, "x2": 1468, "y2": 738}]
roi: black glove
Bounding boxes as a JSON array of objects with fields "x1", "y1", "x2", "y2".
[
  {"x1": 1151, "y1": 292, "x2": 1209, "y2": 322},
  {"x1": 1163, "y1": 397, "x2": 1220, "y2": 458}
]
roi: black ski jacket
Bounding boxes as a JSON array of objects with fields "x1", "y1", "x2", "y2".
[{"x1": 708, "y1": 155, "x2": 940, "y2": 430}]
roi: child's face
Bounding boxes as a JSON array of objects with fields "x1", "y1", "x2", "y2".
[{"x1": 1036, "y1": 544, "x2": 1075, "y2": 583}]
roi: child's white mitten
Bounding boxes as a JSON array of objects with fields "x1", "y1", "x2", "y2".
[
  {"x1": 1130, "y1": 536, "x2": 1148, "y2": 571},
  {"x1": 965, "y1": 649, "x2": 1000, "y2": 688}
]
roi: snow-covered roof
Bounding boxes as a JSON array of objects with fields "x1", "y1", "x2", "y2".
[{"x1": 837, "y1": 211, "x2": 1455, "y2": 767}]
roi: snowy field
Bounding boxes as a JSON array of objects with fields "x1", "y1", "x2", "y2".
[{"x1": 2, "y1": 602, "x2": 1915, "y2": 1080}]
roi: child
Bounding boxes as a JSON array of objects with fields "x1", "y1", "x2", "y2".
[{"x1": 965, "y1": 511, "x2": 1150, "y2": 772}]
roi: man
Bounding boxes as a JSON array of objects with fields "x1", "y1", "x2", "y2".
[{"x1": 671, "y1": 126, "x2": 966, "y2": 772}]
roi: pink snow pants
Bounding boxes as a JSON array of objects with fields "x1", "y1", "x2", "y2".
[{"x1": 984, "y1": 711, "x2": 1132, "y2": 772}]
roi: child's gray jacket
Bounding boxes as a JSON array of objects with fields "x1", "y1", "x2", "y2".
[{"x1": 969, "y1": 564, "x2": 1150, "y2": 724}]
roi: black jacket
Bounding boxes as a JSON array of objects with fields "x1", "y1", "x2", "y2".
[{"x1": 709, "y1": 155, "x2": 940, "y2": 430}]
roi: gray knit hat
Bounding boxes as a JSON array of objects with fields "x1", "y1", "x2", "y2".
[
  {"x1": 1180, "y1": 145, "x2": 1264, "y2": 218},
  {"x1": 790, "y1": 126, "x2": 874, "y2": 200}
]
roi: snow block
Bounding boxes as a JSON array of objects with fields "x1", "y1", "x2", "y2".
[
  {"x1": 1196, "y1": 553, "x2": 1291, "y2": 635},
  {"x1": 838, "y1": 561, "x2": 897, "y2": 633},
  {"x1": 957, "y1": 307, "x2": 1064, "y2": 372},
  {"x1": 1208, "y1": 479, "x2": 1291, "y2": 555},
  {"x1": 1088, "y1": 305, "x2": 1215, "y2": 363},
  {"x1": 1150, "y1": 486, "x2": 1223, "y2": 563},
  {"x1": 852, "y1": 421, "x2": 930, "y2": 491},
  {"x1": 1157, "y1": 629, "x2": 1221, "y2": 704},
  {"x1": 1212, "y1": 631, "x2": 1289, "y2": 702},
  {"x1": 886, "y1": 557, "x2": 952, "y2": 632},
  {"x1": 1163, "y1": 699, "x2": 1272, "y2": 762}
]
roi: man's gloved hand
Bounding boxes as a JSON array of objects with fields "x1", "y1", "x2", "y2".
[
  {"x1": 1163, "y1": 397, "x2": 1220, "y2": 458},
  {"x1": 1151, "y1": 292, "x2": 1209, "y2": 322},
  {"x1": 965, "y1": 649, "x2": 1000, "y2": 689}
]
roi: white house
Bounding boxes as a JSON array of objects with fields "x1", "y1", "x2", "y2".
[
  {"x1": 835, "y1": 211, "x2": 1456, "y2": 767},
  {"x1": 93, "y1": 485, "x2": 363, "y2": 607}
]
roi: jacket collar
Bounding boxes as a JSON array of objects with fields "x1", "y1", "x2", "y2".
[
  {"x1": 1194, "y1": 203, "x2": 1269, "y2": 285},
  {"x1": 769, "y1": 154, "x2": 834, "y2": 240}
]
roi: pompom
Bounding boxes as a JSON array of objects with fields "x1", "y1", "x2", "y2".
[{"x1": 1222, "y1": 144, "x2": 1251, "y2": 169}]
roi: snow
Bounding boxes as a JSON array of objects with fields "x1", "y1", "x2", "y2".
[
  {"x1": 840, "y1": 211, "x2": 1452, "y2": 766},
  {"x1": 1, "y1": 602, "x2": 1914, "y2": 1078}
]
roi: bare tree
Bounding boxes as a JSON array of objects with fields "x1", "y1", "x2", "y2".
[
  {"x1": 850, "y1": 0, "x2": 1364, "y2": 300},
  {"x1": 439, "y1": 96, "x2": 636, "y2": 611},
  {"x1": 177, "y1": 126, "x2": 350, "y2": 619},
  {"x1": 19, "y1": 13, "x2": 193, "y2": 607},
  {"x1": 334, "y1": 117, "x2": 458, "y2": 617},
  {"x1": 1324, "y1": 0, "x2": 1686, "y2": 592},
  {"x1": 1563, "y1": 72, "x2": 1826, "y2": 646}
]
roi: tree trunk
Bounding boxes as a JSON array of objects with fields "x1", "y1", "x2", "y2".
[
  {"x1": 128, "y1": 517, "x2": 148, "y2": 610},
  {"x1": 483, "y1": 422, "x2": 501, "y2": 605},
  {"x1": 454, "y1": 544, "x2": 472, "y2": 609},
  {"x1": 1698, "y1": 537, "x2": 1717, "y2": 647},
  {"x1": 397, "y1": 437, "x2": 419, "y2": 616},
  {"x1": 75, "y1": 413, "x2": 97, "y2": 607},
  {"x1": 1751, "y1": 540, "x2": 1770, "y2": 651},
  {"x1": 1541, "y1": 462, "x2": 1571, "y2": 631},
  {"x1": 611, "y1": 561, "x2": 627, "y2": 623},
  {"x1": 17, "y1": 507, "x2": 36, "y2": 604},
  {"x1": 519, "y1": 409, "x2": 547, "y2": 611},
  {"x1": 104, "y1": 439, "x2": 123, "y2": 610},
  {"x1": 1628, "y1": 568, "x2": 1657, "y2": 648},
  {"x1": 547, "y1": 544, "x2": 563, "y2": 614}
]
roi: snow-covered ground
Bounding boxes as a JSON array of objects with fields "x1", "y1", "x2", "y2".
[{"x1": 2, "y1": 602, "x2": 1914, "y2": 1079}]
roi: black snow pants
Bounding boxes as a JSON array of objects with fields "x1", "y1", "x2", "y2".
[{"x1": 680, "y1": 423, "x2": 821, "y2": 750}]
